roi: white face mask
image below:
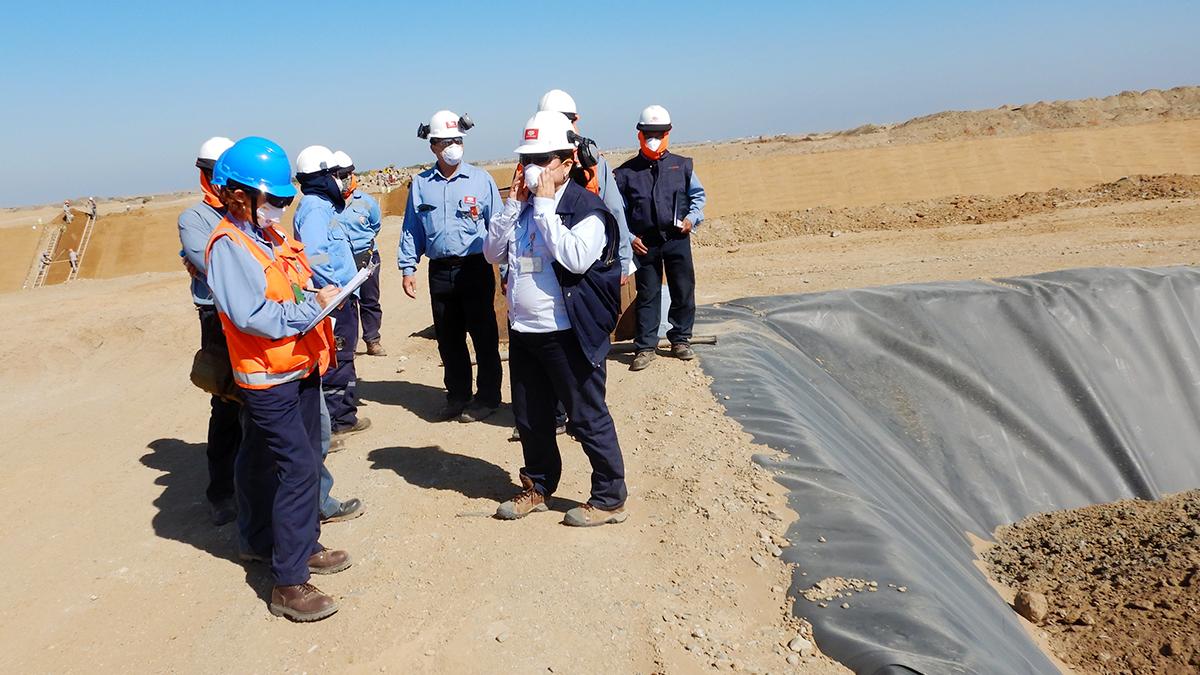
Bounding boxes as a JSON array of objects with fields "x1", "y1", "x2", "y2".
[
  {"x1": 441, "y1": 143, "x2": 464, "y2": 166},
  {"x1": 256, "y1": 204, "x2": 284, "y2": 229},
  {"x1": 646, "y1": 137, "x2": 663, "y2": 152},
  {"x1": 333, "y1": 177, "x2": 345, "y2": 192},
  {"x1": 523, "y1": 164, "x2": 544, "y2": 191}
]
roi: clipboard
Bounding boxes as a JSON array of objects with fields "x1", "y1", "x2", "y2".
[{"x1": 301, "y1": 261, "x2": 378, "y2": 334}]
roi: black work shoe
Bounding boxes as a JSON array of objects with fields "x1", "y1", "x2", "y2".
[
  {"x1": 631, "y1": 350, "x2": 657, "y2": 371},
  {"x1": 321, "y1": 497, "x2": 364, "y2": 524},
  {"x1": 459, "y1": 401, "x2": 498, "y2": 423},
  {"x1": 509, "y1": 423, "x2": 568, "y2": 441},
  {"x1": 209, "y1": 497, "x2": 237, "y2": 526},
  {"x1": 670, "y1": 343, "x2": 696, "y2": 360},
  {"x1": 332, "y1": 417, "x2": 371, "y2": 439},
  {"x1": 437, "y1": 400, "x2": 469, "y2": 422}
]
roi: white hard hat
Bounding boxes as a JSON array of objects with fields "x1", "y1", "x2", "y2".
[
  {"x1": 196, "y1": 136, "x2": 234, "y2": 169},
  {"x1": 637, "y1": 105, "x2": 672, "y2": 132},
  {"x1": 538, "y1": 89, "x2": 577, "y2": 116},
  {"x1": 295, "y1": 145, "x2": 335, "y2": 175},
  {"x1": 514, "y1": 111, "x2": 576, "y2": 154},
  {"x1": 331, "y1": 150, "x2": 354, "y2": 170},
  {"x1": 427, "y1": 110, "x2": 466, "y2": 139}
]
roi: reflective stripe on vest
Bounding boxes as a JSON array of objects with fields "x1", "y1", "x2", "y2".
[{"x1": 204, "y1": 220, "x2": 335, "y2": 389}]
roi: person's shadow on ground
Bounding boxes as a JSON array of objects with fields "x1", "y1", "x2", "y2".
[
  {"x1": 357, "y1": 378, "x2": 514, "y2": 429},
  {"x1": 367, "y1": 445, "x2": 583, "y2": 512},
  {"x1": 368, "y1": 445, "x2": 517, "y2": 501},
  {"x1": 140, "y1": 438, "x2": 272, "y2": 602}
]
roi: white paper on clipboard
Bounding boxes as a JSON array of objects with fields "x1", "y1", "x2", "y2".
[{"x1": 301, "y1": 261, "x2": 378, "y2": 333}]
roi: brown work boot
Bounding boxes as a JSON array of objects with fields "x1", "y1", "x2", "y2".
[
  {"x1": 495, "y1": 479, "x2": 548, "y2": 520},
  {"x1": 630, "y1": 350, "x2": 656, "y2": 371},
  {"x1": 238, "y1": 547, "x2": 353, "y2": 575},
  {"x1": 332, "y1": 417, "x2": 371, "y2": 439},
  {"x1": 365, "y1": 340, "x2": 387, "y2": 357},
  {"x1": 670, "y1": 342, "x2": 696, "y2": 360},
  {"x1": 269, "y1": 583, "x2": 338, "y2": 622},
  {"x1": 307, "y1": 547, "x2": 352, "y2": 575},
  {"x1": 563, "y1": 503, "x2": 629, "y2": 527}
]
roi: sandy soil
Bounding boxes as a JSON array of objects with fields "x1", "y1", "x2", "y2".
[
  {"x1": 984, "y1": 491, "x2": 1200, "y2": 674},
  {"x1": 2, "y1": 87, "x2": 1200, "y2": 673}
]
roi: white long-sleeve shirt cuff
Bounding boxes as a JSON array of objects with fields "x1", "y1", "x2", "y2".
[
  {"x1": 532, "y1": 197, "x2": 605, "y2": 275},
  {"x1": 483, "y1": 198, "x2": 524, "y2": 264}
]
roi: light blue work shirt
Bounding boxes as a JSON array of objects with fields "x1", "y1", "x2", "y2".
[
  {"x1": 293, "y1": 194, "x2": 358, "y2": 288},
  {"x1": 398, "y1": 162, "x2": 502, "y2": 276},
  {"x1": 594, "y1": 155, "x2": 634, "y2": 274},
  {"x1": 177, "y1": 201, "x2": 225, "y2": 305},
  {"x1": 684, "y1": 171, "x2": 707, "y2": 227},
  {"x1": 338, "y1": 190, "x2": 382, "y2": 254},
  {"x1": 206, "y1": 217, "x2": 322, "y2": 340}
]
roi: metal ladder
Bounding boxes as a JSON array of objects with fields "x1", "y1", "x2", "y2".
[
  {"x1": 26, "y1": 224, "x2": 64, "y2": 289},
  {"x1": 67, "y1": 213, "x2": 97, "y2": 283}
]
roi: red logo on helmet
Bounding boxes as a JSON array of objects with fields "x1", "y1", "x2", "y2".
[
  {"x1": 525, "y1": 129, "x2": 539, "y2": 140},
  {"x1": 447, "y1": 120, "x2": 458, "y2": 128}
]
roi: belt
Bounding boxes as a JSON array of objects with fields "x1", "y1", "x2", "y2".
[{"x1": 429, "y1": 253, "x2": 485, "y2": 269}]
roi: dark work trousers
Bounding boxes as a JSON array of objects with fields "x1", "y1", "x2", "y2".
[
  {"x1": 197, "y1": 305, "x2": 241, "y2": 504},
  {"x1": 358, "y1": 249, "x2": 383, "y2": 343},
  {"x1": 509, "y1": 329, "x2": 627, "y2": 509},
  {"x1": 236, "y1": 370, "x2": 323, "y2": 586},
  {"x1": 428, "y1": 254, "x2": 502, "y2": 407},
  {"x1": 633, "y1": 234, "x2": 696, "y2": 352},
  {"x1": 324, "y1": 299, "x2": 359, "y2": 432}
]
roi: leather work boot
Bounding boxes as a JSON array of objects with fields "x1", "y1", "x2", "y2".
[
  {"x1": 459, "y1": 400, "x2": 498, "y2": 423},
  {"x1": 328, "y1": 437, "x2": 346, "y2": 454},
  {"x1": 208, "y1": 497, "x2": 237, "y2": 526},
  {"x1": 495, "y1": 480, "x2": 549, "y2": 520},
  {"x1": 630, "y1": 350, "x2": 657, "y2": 371},
  {"x1": 269, "y1": 583, "x2": 338, "y2": 622},
  {"x1": 365, "y1": 340, "x2": 387, "y2": 357},
  {"x1": 321, "y1": 498, "x2": 364, "y2": 524},
  {"x1": 239, "y1": 547, "x2": 352, "y2": 575},
  {"x1": 671, "y1": 342, "x2": 696, "y2": 360},
  {"x1": 332, "y1": 417, "x2": 371, "y2": 439},
  {"x1": 437, "y1": 400, "x2": 469, "y2": 422},
  {"x1": 307, "y1": 547, "x2": 353, "y2": 575},
  {"x1": 563, "y1": 503, "x2": 629, "y2": 527}
]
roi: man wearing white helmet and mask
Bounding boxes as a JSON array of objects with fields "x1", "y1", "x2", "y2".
[
  {"x1": 615, "y1": 105, "x2": 707, "y2": 372},
  {"x1": 399, "y1": 110, "x2": 503, "y2": 423},
  {"x1": 331, "y1": 151, "x2": 385, "y2": 357},
  {"x1": 484, "y1": 111, "x2": 628, "y2": 527},
  {"x1": 293, "y1": 145, "x2": 371, "y2": 443},
  {"x1": 178, "y1": 135, "x2": 241, "y2": 526}
]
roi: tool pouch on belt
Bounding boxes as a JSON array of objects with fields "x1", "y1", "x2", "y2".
[
  {"x1": 190, "y1": 345, "x2": 242, "y2": 403},
  {"x1": 353, "y1": 248, "x2": 375, "y2": 271}
]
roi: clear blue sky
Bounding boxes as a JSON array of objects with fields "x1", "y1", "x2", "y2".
[{"x1": 1, "y1": 0, "x2": 1197, "y2": 207}]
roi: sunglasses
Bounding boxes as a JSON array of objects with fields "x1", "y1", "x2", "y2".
[
  {"x1": 433, "y1": 137, "x2": 464, "y2": 146},
  {"x1": 520, "y1": 153, "x2": 556, "y2": 166},
  {"x1": 264, "y1": 193, "x2": 294, "y2": 208}
]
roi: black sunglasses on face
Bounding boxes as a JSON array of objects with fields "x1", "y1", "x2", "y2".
[
  {"x1": 264, "y1": 193, "x2": 294, "y2": 208},
  {"x1": 433, "y1": 137, "x2": 463, "y2": 146},
  {"x1": 520, "y1": 153, "x2": 556, "y2": 166}
]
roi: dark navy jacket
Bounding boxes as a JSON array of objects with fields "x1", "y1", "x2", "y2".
[
  {"x1": 614, "y1": 151, "x2": 693, "y2": 237},
  {"x1": 554, "y1": 181, "x2": 622, "y2": 367}
]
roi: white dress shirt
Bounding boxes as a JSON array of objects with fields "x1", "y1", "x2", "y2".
[{"x1": 483, "y1": 186, "x2": 606, "y2": 333}]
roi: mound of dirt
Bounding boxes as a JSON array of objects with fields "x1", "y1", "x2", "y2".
[
  {"x1": 984, "y1": 490, "x2": 1200, "y2": 674},
  {"x1": 697, "y1": 174, "x2": 1200, "y2": 248}
]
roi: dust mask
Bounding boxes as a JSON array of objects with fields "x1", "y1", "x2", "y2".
[
  {"x1": 646, "y1": 137, "x2": 663, "y2": 152},
  {"x1": 523, "y1": 164, "x2": 544, "y2": 191},
  {"x1": 256, "y1": 204, "x2": 284, "y2": 229},
  {"x1": 441, "y1": 143, "x2": 464, "y2": 166},
  {"x1": 333, "y1": 177, "x2": 345, "y2": 192}
]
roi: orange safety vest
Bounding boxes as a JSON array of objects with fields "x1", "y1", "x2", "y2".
[{"x1": 204, "y1": 219, "x2": 335, "y2": 390}]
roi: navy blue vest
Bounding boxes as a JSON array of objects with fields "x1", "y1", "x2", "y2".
[
  {"x1": 613, "y1": 151, "x2": 693, "y2": 236},
  {"x1": 553, "y1": 181, "x2": 621, "y2": 367}
]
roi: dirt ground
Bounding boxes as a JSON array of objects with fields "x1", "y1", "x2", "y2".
[
  {"x1": 2, "y1": 87, "x2": 1200, "y2": 673},
  {"x1": 984, "y1": 491, "x2": 1200, "y2": 674}
]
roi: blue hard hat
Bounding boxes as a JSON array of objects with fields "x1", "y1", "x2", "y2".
[{"x1": 211, "y1": 136, "x2": 298, "y2": 198}]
